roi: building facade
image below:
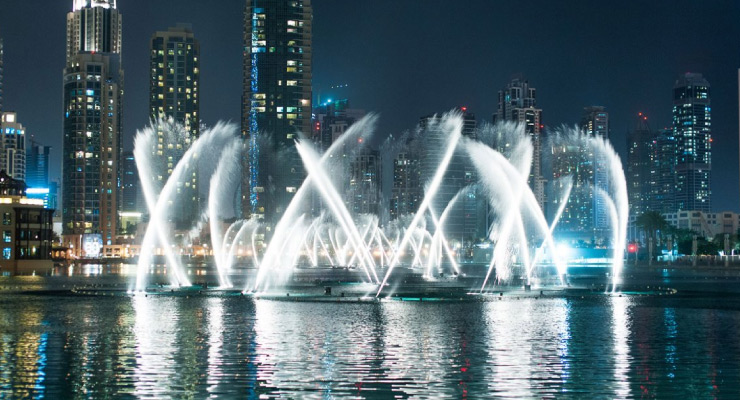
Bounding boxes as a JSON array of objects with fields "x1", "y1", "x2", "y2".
[
  {"x1": 62, "y1": 0, "x2": 123, "y2": 250},
  {"x1": 672, "y1": 73, "x2": 711, "y2": 213},
  {"x1": 0, "y1": 112, "x2": 26, "y2": 181},
  {"x1": 0, "y1": 171, "x2": 54, "y2": 276},
  {"x1": 150, "y1": 24, "x2": 200, "y2": 229},
  {"x1": 493, "y1": 77, "x2": 546, "y2": 209},
  {"x1": 242, "y1": 0, "x2": 313, "y2": 226},
  {"x1": 551, "y1": 106, "x2": 610, "y2": 243}
]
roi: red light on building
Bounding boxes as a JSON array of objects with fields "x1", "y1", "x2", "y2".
[
  {"x1": 461, "y1": 106, "x2": 467, "y2": 112},
  {"x1": 628, "y1": 243, "x2": 637, "y2": 253}
]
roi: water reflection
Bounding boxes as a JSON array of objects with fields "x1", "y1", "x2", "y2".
[{"x1": 0, "y1": 293, "x2": 739, "y2": 398}]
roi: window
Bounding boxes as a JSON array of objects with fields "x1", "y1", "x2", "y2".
[
  {"x1": 2, "y1": 213, "x2": 10, "y2": 225},
  {"x1": 3, "y1": 231, "x2": 10, "y2": 243},
  {"x1": 3, "y1": 248, "x2": 10, "y2": 260}
]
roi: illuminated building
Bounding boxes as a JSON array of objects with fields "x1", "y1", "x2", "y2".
[
  {"x1": 0, "y1": 38, "x2": 3, "y2": 112},
  {"x1": 150, "y1": 24, "x2": 200, "y2": 229},
  {"x1": 551, "y1": 106, "x2": 610, "y2": 243},
  {"x1": 493, "y1": 77, "x2": 546, "y2": 209},
  {"x1": 0, "y1": 112, "x2": 26, "y2": 181},
  {"x1": 241, "y1": 0, "x2": 313, "y2": 225},
  {"x1": 0, "y1": 171, "x2": 54, "y2": 276},
  {"x1": 390, "y1": 139, "x2": 422, "y2": 220},
  {"x1": 672, "y1": 73, "x2": 711, "y2": 212},
  {"x1": 419, "y1": 108, "x2": 478, "y2": 242},
  {"x1": 62, "y1": 0, "x2": 123, "y2": 250}
]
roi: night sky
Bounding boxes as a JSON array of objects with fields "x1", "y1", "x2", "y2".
[{"x1": 1, "y1": 0, "x2": 739, "y2": 211}]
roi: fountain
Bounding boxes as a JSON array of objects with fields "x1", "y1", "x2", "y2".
[{"x1": 132, "y1": 112, "x2": 628, "y2": 296}]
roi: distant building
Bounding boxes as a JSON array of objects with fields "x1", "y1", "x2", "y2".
[
  {"x1": 0, "y1": 171, "x2": 54, "y2": 276},
  {"x1": 242, "y1": 0, "x2": 313, "y2": 225},
  {"x1": 551, "y1": 106, "x2": 609, "y2": 243},
  {"x1": 672, "y1": 73, "x2": 711, "y2": 213},
  {"x1": 26, "y1": 141, "x2": 50, "y2": 188},
  {"x1": 62, "y1": 0, "x2": 123, "y2": 249},
  {"x1": 627, "y1": 113, "x2": 654, "y2": 218},
  {"x1": 664, "y1": 210, "x2": 739, "y2": 239},
  {"x1": 0, "y1": 38, "x2": 3, "y2": 112},
  {"x1": 149, "y1": 24, "x2": 200, "y2": 229},
  {"x1": 419, "y1": 109, "x2": 478, "y2": 242},
  {"x1": 494, "y1": 77, "x2": 545, "y2": 210},
  {"x1": 348, "y1": 148, "x2": 381, "y2": 215},
  {"x1": 0, "y1": 112, "x2": 26, "y2": 181},
  {"x1": 390, "y1": 139, "x2": 422, "y2": 221}
]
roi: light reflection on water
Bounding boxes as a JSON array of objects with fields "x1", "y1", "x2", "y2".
[{"x1": 0, "y1": 294, "x2": 739, "y2": 398}]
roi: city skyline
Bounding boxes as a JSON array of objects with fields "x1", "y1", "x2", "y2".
[{"x1": 0, "y1": 1, "x2": 739, "y2": 211}]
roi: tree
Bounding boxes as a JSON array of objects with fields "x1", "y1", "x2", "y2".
[{"x1": 635, "y1": 211, "x2": 669, "y2": 259}]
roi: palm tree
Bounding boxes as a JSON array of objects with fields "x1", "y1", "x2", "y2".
[{"x1": 635, "y1": 211, "x2": 669, "y2": 260}]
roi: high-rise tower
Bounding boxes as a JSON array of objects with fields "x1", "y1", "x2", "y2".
[
  {"x1": 150, "y1": 24, "x2": 200, "y2": 229},
  {"x1": 242, "y1": 0, "x2": 312, "y2": 226},
  {"x1": 672, "y1": 73, "x2": 711, "y2": 212},
  {"x1": 62, "y1": 0, "x2": 123, "y2": 249},
  {"x1": 0, "y1": 112, "x2": 26, "y2": 181},
  {"x1": 493, "y1": 77, "x2": 545, "y2": 209},
  {"x1": 0, "y1": 38, "x2": 4, "y2": 112}
]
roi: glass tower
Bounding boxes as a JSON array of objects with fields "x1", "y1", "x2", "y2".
[
  {"x1": 242, "y1": 0, "x2": 313, "y2": 226},
  {"x1": 62, "y1": 0, "x2": 123, "y2": 248},
  {"x1": 672, "y1": 73, "x2": 711, "y2": 212},
  {"x1": 150, "y1": 24, "x2": 200, "y2": 229}
]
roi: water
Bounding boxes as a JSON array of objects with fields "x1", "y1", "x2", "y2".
[{"x1": 1, "y1": 289, "x2": 739, "y2": 398}]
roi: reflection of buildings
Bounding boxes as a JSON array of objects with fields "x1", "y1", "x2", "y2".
[
  {"x1": 242, "y1": 0, "x2": 313, "y2": 225},
  {"x1": 150, "y1": 24, "x2": 200, "y2": 229},
  {"x1": 62, "y1": 0, "x2": 123, "y2": 250},
  {"x1": 0, "y1": 171, "x2": 54, "y2": 275}
]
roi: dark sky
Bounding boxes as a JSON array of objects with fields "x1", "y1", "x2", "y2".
[{"x1": 1, "y1": 0, "x2": 739, "y2": 211}]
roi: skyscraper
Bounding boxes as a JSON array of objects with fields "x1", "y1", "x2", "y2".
[
  {"x1": 242, "y1": 0, "x2": 312, "y2": 225},
  {"x1": 626, "y1": 113, "x2": 654, "y2": 218},
  {"x1": 26, "y1": 141, "x2": 50, "y2": 189},
  {"x1": 0, "y1": 112, "x2": 26, "y2": 181},
  {"x1": 62, "y1": 0, "x2": 123, "y2": 248},
  {"x1": 581, "y1": 106, "x2": 609, "y2": 233},
  {"x1": 493, "y1": 77, "x2": 546, "y2": 209},
  {"x1": 672, "y1": 73, "x2": 711, "y2": 212},
  {"x1": 551, "y1": 106, "x2": 610, "y2": 243},
  {"x1": 150, "y1": 24, "x2": 200, "y2": 229},
  {"x1": 419, "y1": 109, "x2": 478, "y2": 242},
  {"x1": 0, "y1": 38, "x2": 4, "y2": 112},
  {"x1": 120, "y1": 151, "x2": 140, "y2": 213}
]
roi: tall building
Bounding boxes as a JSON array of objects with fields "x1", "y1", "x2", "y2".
[
  {"x1": 581, "y1": 106, "x2": 609, "y2": 233},
  {"x1": 120, "y1": 151, "x2": 140, "y2": 213},
  {"x1": 672, "y1": 73, "x2": 711, "y2": 212},
  {"x1": 150, "y1": 24, "x2": 200, "y2": 229},
  {"x1": 0, "y1": 112, "x2": 26, "y2": 181},
  {"x1": 551, "y1": 106, "x2": 609, "y2": 243},
  {"x1": 348, "y1": 148, "x2": 381, "y2": 215},
  {"x1": 62, "y1": 0, "x2": 123, "y2": 248},
  {"x1": 626, "y1": 113, "x2": 654, "y2": 218},
  {"x1": 0, "y1": 38, "x2": 4, "y2": 112},
  {"x1": 242, "y1": 0, "x2": 313, "y2": 226},
  {"x1": 419, "y1": 109, "x2": 478, "y2": 242},
  {"x1": 493, "y1": 77, "x2": 546, "y2": 209},
  {"x1": 26, "y1": 141, "x2": 50, "y2": 188},
  {"x1": 389, "y1": 138, "x2": 422, "y2": 221}
]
